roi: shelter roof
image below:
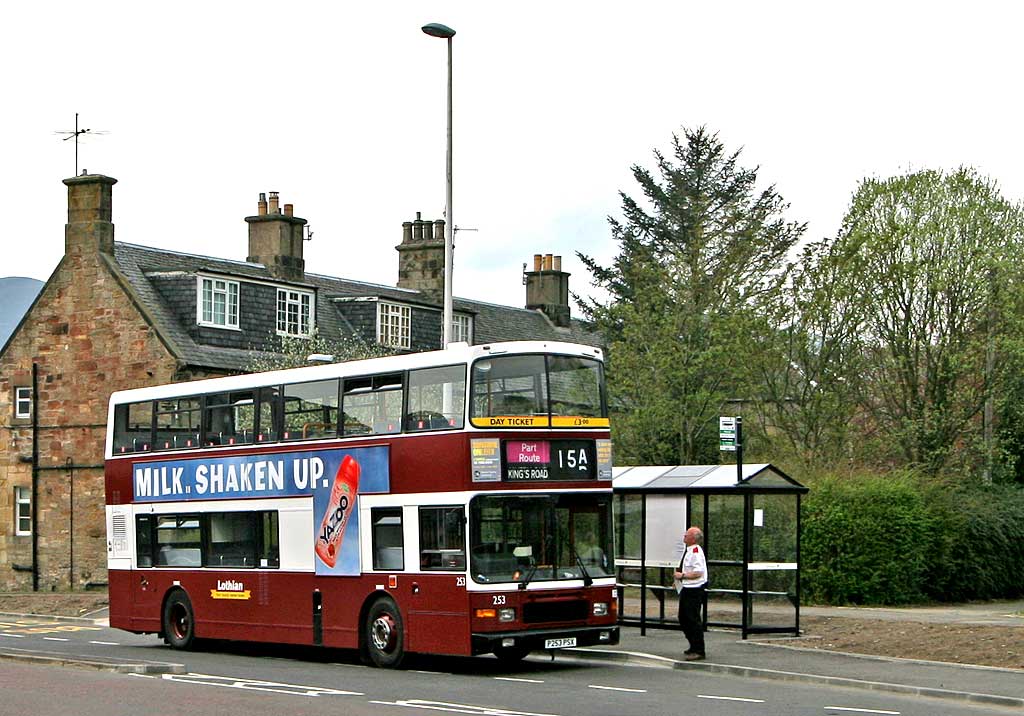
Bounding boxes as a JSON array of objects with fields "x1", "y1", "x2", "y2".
[{"x1": 612, "y1": 463, "x2": 806, "y2": 492}]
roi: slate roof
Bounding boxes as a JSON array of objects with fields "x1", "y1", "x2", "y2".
[{"x1": 111, "y1": 242, "x2": 601, "y2": 373}]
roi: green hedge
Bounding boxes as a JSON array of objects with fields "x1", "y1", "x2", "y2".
[
  {"x1": 800, "y1": 472, "x2": 1024, "y2": 605},
  {"x1": 922, "y1": 482, "x2": 1024, "y2": 602}
]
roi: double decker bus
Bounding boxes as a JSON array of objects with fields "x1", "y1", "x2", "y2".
[{"x1": 104, "y1": 341, "x2": 617, "y2": 667}]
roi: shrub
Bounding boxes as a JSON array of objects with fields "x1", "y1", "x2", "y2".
[
  {"x1": 801, "y1": 471, "x2": 935, "y2": 605},
  {"x1": 801, "y1": 470, "x2": 1024, "y2": 605}
]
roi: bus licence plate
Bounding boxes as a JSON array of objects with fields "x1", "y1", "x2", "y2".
[{"x1": 544, "y1": 637, "x2": 577, "y2": 649}]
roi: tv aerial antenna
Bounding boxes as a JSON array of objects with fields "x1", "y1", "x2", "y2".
[{"x1": 54, "y1": 113, "x2": 108, "y2": 177}]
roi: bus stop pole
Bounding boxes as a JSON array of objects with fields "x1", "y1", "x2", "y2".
[
  {"x1": 736, "y1": 416, "x2": 743, "y2": 484},
  {"x1": 639, "y1": 493, "x2": 647, "y2": 636}
]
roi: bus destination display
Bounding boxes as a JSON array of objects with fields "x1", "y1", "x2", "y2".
[{"x1": 504, "y1": 440, "x2": 595, "y2": 481}]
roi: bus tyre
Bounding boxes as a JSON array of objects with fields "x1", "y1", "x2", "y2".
[
  {"x1": 365, "y1": 598, "x2": 405, "y2": 668},
  {"x1": 493, "y1": 644, "x2": 531, "y2": 663},
  {"x1": 163, "y1": 590, "x2": 196, "y2": 650}
]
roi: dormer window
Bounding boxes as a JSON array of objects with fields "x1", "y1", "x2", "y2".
[
  {"x1": 452, "y1": 313, "x2": 473, "y2": 344},
  {"x1": 277, "y1": 288, "x2": 313, "y2": 337},
  {"x1": 198, "y1": 277, "x2": 239, "y2": 329},
  {"x1": 378, "y1": 302, "x2": 411, "y2": 349}
]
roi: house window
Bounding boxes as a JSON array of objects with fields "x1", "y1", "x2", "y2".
[
  {"x1": 277, "y1": 289, "x2": 313, "y2": 337},
  {"x1": 14, "y1": 486, "x2": 31, "y2": 536},
  {"x1": 452, "y1": 314, "x2": 472, "y2": 344},
  {"x1": 199, "y1": 278, "x2": 239, "y2": 328},
  {"x1": 378, "y1": 302, "x2": 411, "y2": 349},
  {"x1": 14, "y1": 387, "x2": 31, "y2": 419}
]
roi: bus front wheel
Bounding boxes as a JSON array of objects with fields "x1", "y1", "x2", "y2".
[
  {"x1": 365, "y1": 598, "x2": 405, "y2": 668},
  {"x1": 162, "y1": 590, "x2": 195, "y2": 650}
]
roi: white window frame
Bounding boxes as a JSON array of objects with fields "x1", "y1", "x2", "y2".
[
  {"x1": 451, "y1": 313, "x2": 473, "y2": 344},
  {"x1": 15, "y1": 486, "x2": 31, "y2": 536},
  {"x1": 378, "y1": 302, "x2": 411, "y2": 349},
  {"x1": 197, "y1": 276, "x2": 240, "y2": 330},
  {"x1": 14, "y1": 387, "x2": 31, "y2": 419},
  {"x1": 277, "y1": 288, "x2": 314, "y2": 338}
]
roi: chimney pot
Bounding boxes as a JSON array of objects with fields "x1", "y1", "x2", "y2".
[
  {"x1": 544, "y1": 254, "x2": 553, "y2": 271},
  {"x1": 533, "y1": 254, "x2": 542, "y2": 271},
  {"x1": 268, "y1": 191, "x2": 280, "y2": 214},
  {"x1": 258, "y1": 192, "x2": 268, "y2": 216},
  {"x1": 433, "y1": 219, "x2": 445, "y2": 240},
  {"x1": 553, "y1": 255, "x2": 562, "y2": 271},
  {"x1": 283, "y1": 203, "x2": 293, "y2": 217}
]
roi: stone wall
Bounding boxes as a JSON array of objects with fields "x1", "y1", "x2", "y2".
[{"x1": 0, "y1": 175, "x2": 179, "y2": 591}]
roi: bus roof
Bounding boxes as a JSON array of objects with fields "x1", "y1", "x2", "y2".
[{"x1": 108, "y1": 340, "x2": 603, "y2": 405}]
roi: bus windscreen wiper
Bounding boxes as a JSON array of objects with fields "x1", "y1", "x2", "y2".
[
  {"x1": 518, "y1": 559, "x2": 538, "y2": 590},
  {"x1": 572, "y1": 546, "x2": 593, "y2": 587}
]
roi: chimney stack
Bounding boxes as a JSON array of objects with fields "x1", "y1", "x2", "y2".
[
  {"x1": 524, "y1": 251, "x2": 571, "y2": 327},
  {"x1": 245, "y1": 191, "x2": 307, "y2": 282},
  {"x1": 396, "y1": 212, "x2": 446, "y2": 303},
  {"x1": 63, "y1": 173, "x2": 117, "y2": 256}
]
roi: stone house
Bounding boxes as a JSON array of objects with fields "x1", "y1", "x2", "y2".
[{"x1": 0, "y1": 174, "x2": 597, "y2": 591}]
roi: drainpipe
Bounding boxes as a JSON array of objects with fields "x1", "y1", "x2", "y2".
[
  {"x1": 31, "y1": 363, "x2": 39, "y2": 592},
  {"x1": 67, "y1": 457, "x2": 74, "y2": 591}
]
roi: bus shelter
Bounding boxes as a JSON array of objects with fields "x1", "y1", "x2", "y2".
[{"x1": 613, "y1": 464, "x2": 808, "y2": 638}]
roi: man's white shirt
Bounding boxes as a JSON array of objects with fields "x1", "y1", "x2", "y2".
[{"x1": 680, "y1": 544, "x2": 707, "y2": 589}]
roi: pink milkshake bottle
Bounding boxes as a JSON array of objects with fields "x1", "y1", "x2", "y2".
[{"x1": 315, "y1": 455, "x2": 361, "y2": 568}]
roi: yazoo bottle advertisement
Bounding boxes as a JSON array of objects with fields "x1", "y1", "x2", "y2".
[{"x1": 312, "y1": 447, "x2": 389, "y2": 576}]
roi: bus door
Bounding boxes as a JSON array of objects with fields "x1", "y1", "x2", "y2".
[{"x1": 406, "y1": 504, "x2": 471, "y2": 655}]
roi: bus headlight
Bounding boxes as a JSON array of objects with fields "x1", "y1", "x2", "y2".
[
  {"x1": 498, "y1": 608, "x2": 516, "y2": 622},
  {"x1": 593, "y1": 602, "x2": 609, "y2": 617}
]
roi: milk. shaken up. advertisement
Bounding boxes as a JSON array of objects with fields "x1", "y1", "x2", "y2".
[{"x1": 131, "y1": 446, "x2": 390, "y2": 576}]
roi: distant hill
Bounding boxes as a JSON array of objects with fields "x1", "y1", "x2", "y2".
[{"x1": 0, "y1": 277, "x2": 43, "y2": 347}]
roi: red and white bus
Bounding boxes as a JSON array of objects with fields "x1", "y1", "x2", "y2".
[{"x1": 105, "y1": 341, "x2": 618, "y2": 667}]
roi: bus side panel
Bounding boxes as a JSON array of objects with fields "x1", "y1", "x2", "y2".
[
  {"x1": 406, "y1": 573, "x2": 472, "y2": 656},
  {"x1": 108, "y1": 569, "x2": 136, "y2": 632},
  {"x1": 191, "y1": 571, "x2": 313, "y2": 645},
  {"x1": 388, "y1": 433, "x2": 468, "y2": 493}
]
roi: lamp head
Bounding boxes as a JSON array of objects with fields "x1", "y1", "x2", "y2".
[{"x1": 422, "y1": 22, "x2": 456, "y2": 39}]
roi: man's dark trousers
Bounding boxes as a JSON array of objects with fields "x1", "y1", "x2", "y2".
[{"x1": 678, "y1": 586, "x2": 705, "y2": 655}]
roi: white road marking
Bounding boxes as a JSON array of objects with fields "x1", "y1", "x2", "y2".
[
  {"x1": 494, "y1": 677, "x2": 545, "y2": 684},
  {"x1": 88, "y1": 640, "x2": 120, "y2": 645},
  {"x1": 161, "y1": 673, "x2": 362, "y2": 697},
  {"x1": 128, "y1": 673, "x2": 154, "y2": 679},
  {"x1": 825, "y1": 708, "x2": 900, "y2": 715},
  {"x1": 698, "y1": 694, "x2": 765, "y2": 703},
  {"x1": 587, "y1": 685, "x2": 647, "y2": 693},
  {"x1": 0, "y1": 634, "x2": 25, "y2": 638},
  {"x1": 368, "y1": 699, "x2": 558, "y2": 715},
  {"x1": 410, "y1": 670, "x2": 448, "y2": 675},
  {"x1": 43, "y1": 637, "x2": 68, "y2": 642}
]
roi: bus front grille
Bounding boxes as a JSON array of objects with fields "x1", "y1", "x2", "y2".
[{"x1": 523, "y1": 599, "x2": 588, "y2": 624}]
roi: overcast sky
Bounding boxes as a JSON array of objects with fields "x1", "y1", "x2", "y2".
[{"x1": 3, "y1": 1, "x2": 1022, "y2": 314}]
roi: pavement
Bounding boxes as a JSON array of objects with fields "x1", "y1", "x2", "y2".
[
  {"x1": 566, "y1": 600, "x2": 1024, "y2": 710},
  {"x1": 1, "y1": 600, "x2": 1023, "y2": 709}
]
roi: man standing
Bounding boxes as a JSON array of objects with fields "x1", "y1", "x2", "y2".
[{"x1": 673, "y1": 526, "x2": 708, "y2": 660}]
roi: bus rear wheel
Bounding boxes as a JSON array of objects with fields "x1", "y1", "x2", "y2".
[
  {"x1": 162, "y1": 590, "x2": 195, "y2": 650},
  {"x1": 365, "y1": 598, "x2": 405, "y2": 668}
]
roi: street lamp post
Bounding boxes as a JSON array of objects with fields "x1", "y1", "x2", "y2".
[{"x1": 422, "y1": 22, "x2": 456, "y2": 349}]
